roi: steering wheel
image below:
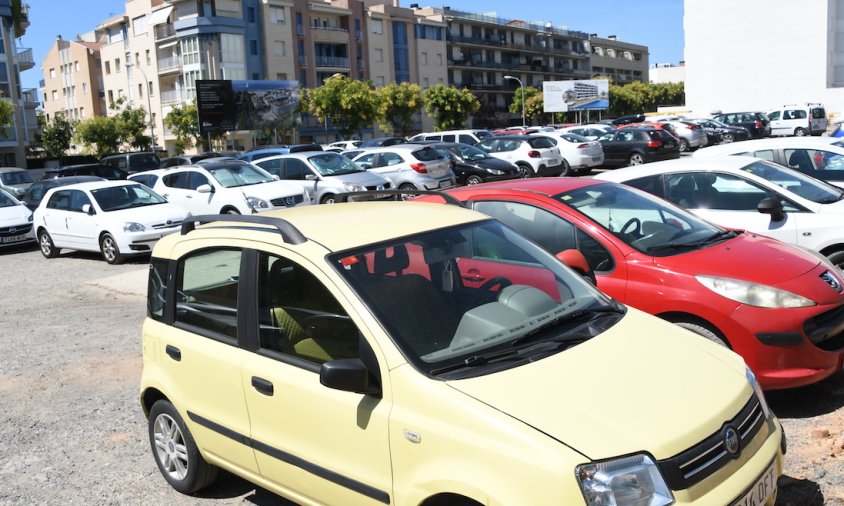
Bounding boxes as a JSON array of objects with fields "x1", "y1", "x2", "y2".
[
  {"x1": 477, "y1": 276, "x2": 513, "y2": 294},
  {"x1": 619, "y1": 217, "x2": 641, "y2": 236}
]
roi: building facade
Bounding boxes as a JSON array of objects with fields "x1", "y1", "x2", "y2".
[
  {"x1": 587, "y1": 34, "x2": 648, "y2": 85},
  {"x1": 0, "y1": 0, "x2": 35, "y2": 167},
  {"x1": 40, "y1": 37, "x2": 106, "y2": 125}
]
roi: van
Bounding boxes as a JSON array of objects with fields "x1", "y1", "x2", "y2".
[
  {"x1": 100, "y1": 152, "x2": 160, "y2": 174},
  {"x1": 408, "y1": 129, "x2": 493, "y2": 145},
  {"x1": 767, "y1": 103, "x2": 827, "y2": 137}
]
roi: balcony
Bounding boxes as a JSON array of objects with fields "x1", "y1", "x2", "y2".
[
  {"x1": 16, "y1": 48, "x2": 34, "y2": 71},
  {"x1": 22, "y1": 88, "x2": 38, "y2": 108},
  {"x1": 312, "y1": 25, "x2": 350, "y2": 44},
  {"x1": 315, "y1": 56, "x2": 350, "y2": 70},
  {"x1": 155, "y1": 24, "x2": 176, "y2": 41},
  {"x1": 298, "y1": 56, "x2": 308, "y2": 68},
  {"x1": 160, "y1": 89, "x2": 187, "y2": 105},
  {"x1": 157, "y1": 56, "x2": 183, "y2": 75}
]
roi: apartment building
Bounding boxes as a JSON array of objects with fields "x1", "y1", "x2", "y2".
[
  {"x1": 40, "y1": 36, "x2": 106, "y2": 125},
  {"x1": 587, "y1": 34, "x2": 648, "y2": 85},
  {"x1": 0, "y1": 0, "x2": 35, "y2": 167}
]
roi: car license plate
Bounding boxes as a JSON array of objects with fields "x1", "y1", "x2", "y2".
[
  {"x1": 438, "y1": 180, "x2": 451, "y2": 188},
  {"x1": 592, "y1": 156, "x2": 602, "y2": 162},
  {"x1": 1, "y1": 234, "x2": 28, "y2": 244},
  {"x1": 666, "y1": 142, "x2": 675, "y2": 148},
  {"x1": 730, "y1": 460, "x2": 776, "y2": 506}
]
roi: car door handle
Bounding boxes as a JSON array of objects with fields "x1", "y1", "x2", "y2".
[
  {"x1": 165, "y1": 345, "x2": 181, "y2": 361},
  {"x1": 252, "y1": 376, "x2": 274, "y2": 396}
]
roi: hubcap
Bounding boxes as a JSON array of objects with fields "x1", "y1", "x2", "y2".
[
  {"x1": 153, "y1": 414, "x2": 188, "y2": 480},
  {"x1": 102, "y1": 238, "x2": 116, "y2": 261},
  {"x1": 40, "y1": 235, "x2": 51, "y2": 254}
]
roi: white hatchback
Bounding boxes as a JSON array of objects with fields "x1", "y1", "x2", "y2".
[
  {"x1": 535, "y1": 132, "x2": 604, "y2": 175},
  {"x1": 0, "y1": 189, "x2": 35, "y2": 247},
  {"x1": 33, "y1": 181, "x2": 188, "y2": 264},
  {"x1": 594, "y1": 156, "x2": 844, "y2": 269},
  {"x1": 475, "y1": 135, "x2": 563, "y2": 178}
]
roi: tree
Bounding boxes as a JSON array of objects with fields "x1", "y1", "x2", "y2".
[
  {"x1": 608, "y1": 81, "x2": 685, "y2": 117},
  {"x1": 302, "y1": 75, "x2": 379, "y2": 138},
  {"x1": 0, "y1": 98, "x2": 15, "y2": 130},
  {"x1": 423, "y1": 85, "x2": 480, "y2": 131},
  {"x1": 110, "y1": 98, "x2": 151, "y2": 150},
  {"x1": 75, "y1": 115, "x2": 121, "y2": 158},
  {"x1": 508, "y1": 86, "x2": 544, "y2": 124},
  {"x1": 40, "y1": 112, "x2": 75, "y2": 160},
  {"x1": 376, "y1": 82, "x2": 423, "y2": 137},
  {"x1": 164, "y1": 104, "x2": 201, "y2": 154}
]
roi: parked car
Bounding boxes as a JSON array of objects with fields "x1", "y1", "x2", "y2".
[
  {"x1": 407, "y1": 129, "x2": 493, "y2": 145},
  {"x1": 491, "y1": 127, "x2": 540, "y2": 135},
  {"x1": 358, "y1": 136, "x2": 406, "y2": 149},
  {"x1": 0, "y1": 188, "x2": 35, "y2": 247},
  {"x1": 609, "y1": 113, "x2": 646, "y2": 126},
  {"x1": 594, "y1": 156, "x2": 844, "y2": 269},
  {"x1": 427, "y1": 142, "x2": 521, "y2": 185},
  {"x1": 597, "y1": 126, "x2": 681, "y2": 167},
  {"x1": 340, "y1": 148, "x2": 368, "y2": 161},
  {"x1": 766, "y1": 103, "x2": 827, "y2": 137},
  {"x1": 100, "y1": 152, "x2": 160, "y2": 174},
  {"x1": 40, "y1": 164, "x2": 128, "y2": 181},
  {"x1": 557, "y1": 123, "x2": 614, "y2": 140},
  {"x1": 656, "y1": 120, "x2": 709, "y2": 152},
  {"x1": 0, "y1": 167, "x2": 34, "y2": 200},
  {"x1": 535, "y1": 132, "x2": 605, "y2": 175},
  {"x1": 427, "y1": 178, "x2": 844, "y2": 390},
  {"x1": 160, "y1": 153, "x2": 226, "y2": 168},
  {"x1": 251, "y1": 151, "x2": 393, "y2": 204},
  {"x1": 712, "y1": 112, "x2": 771, "y2": 139},
  {"x1": 693, "y1": 136, "x2": 844, "y2": 188},
  {"x1": 33, "y1": 180, "x2": 187, "y2": 264},
  {"x1": 238, "y1": 144, "x2": 323, "y2": 163},
  {"x1": 127, "y1": 169, "x2": 170, "y2": 190},
  {"x1": 689, "y1": 118, "x2": 752, "y2": 143},
  {"x1": 323, "y1": 140, "x2": 362, "y2": 152},
  {"x1": 351, "y1": 144, "x2": 455, "y2": 196},
  {"x1": 139, "y1": 160, "x2": 310, "y2": 215},
  {"x1": 141, "y1": 207, "x2": 784, "y2": 506},
  {"x1": 474, "y1": 134, "x2": 564, "y2": 178},
  {"x1": 22, "y1": 176, "x2": 106, "y2": 211}
]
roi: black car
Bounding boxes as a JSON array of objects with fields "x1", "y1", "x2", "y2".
[
  {"x1": 160, "y1": 153, "x2": 227, "y2": 167},
  {"x1": 598, "y1": 126, "x2": 681, "y2": 167},
  {"x1": 690, "y1": 118, "x2": 752, "y2": 143},
  {"x1": 40, "y1": 164, "x2": 128, "y2": 181},
  {"x1": 359, "y1": 137, "x2": 406, "y2": 149},
  {"x1": 22, "y1": 175, "x2": 106, "y2": 211},
  {"x1": 609, "y1": 114, "x2": 646, "y2": 127},
  {"x1": 712, "y1": 112, "x2": 770, "y2": 139},
  {"x1": 429, "y1": 142, "x2": 520, "y2": 185}
]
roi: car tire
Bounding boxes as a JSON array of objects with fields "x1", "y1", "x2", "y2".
[
  {"x1": 398, "y1": 183, "x2": 416, "y2": 201},
  {"x1": 221, "y1": 207, "x2": 240, "y2": 215},
  {"x1": 465, "y1": 175, "x2": 483, "y2": 185},
  {"x1": 100, "y1": 233, "x2": 124, "y2": 265},
  {"x1": 825, "y1": 250, "x2": 844, "y2": 271},
  {"x1": 320, "y1": 194, "x2": 336, "y2": 204},
  {"x1": 722, "y1": 133, "x2": 734, "y2": 143},
  {"x1": 559, "y1": 159, "x2": 571, "y2": 177},
  {"x1": 673, "y1": 320, "x2": 730, "y2": 348},
  {"x1": 627, "y1": 153, "x2": 645, "y2": 166},
  {"x1": 678, "y1": 138, "x2": 689, "y2": 152},
  {"x1": 148, "y1": 400, "x2": 218, "y2": 494},
  {"x1": 794, "y1": 127, "x2": 807, "y2": 137},
  {"x1": 38, "y1": 230, "x2": 60, "y2": 259},
  {"x1": 516, "y1": 163, "x2": 532, "y2": 179}
]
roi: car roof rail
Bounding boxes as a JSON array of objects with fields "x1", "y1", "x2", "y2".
[
  {"x1": 181, "y1": 214, "x2": 307, "y2": 244},
  {"x1": 337, "y1": 189, "x2": 465, "y2": 207}
]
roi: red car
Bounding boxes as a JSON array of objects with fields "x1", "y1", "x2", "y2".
[{"x1": 420, "y1": 178, "x2": 844, "y2": 390}]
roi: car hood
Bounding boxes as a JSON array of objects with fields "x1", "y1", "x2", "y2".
[
  {"x1": 104, "y1": 202, "x2": 188, "y2": 225},
  {"x1": 238, "y1": 180, "x2": 304, "y2": 198},
  {"x1": 0, "y1": 204, "x2": 32, "y2": 226},
  {"x1": 447, "y1": 308, "x2": 751, "y2": 460},
  {"x1": 325, "y1": 170, "x2": 390, "y2": 186}
]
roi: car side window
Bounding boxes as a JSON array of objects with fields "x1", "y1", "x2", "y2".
[
  {"x1": 499, "y1": 140, "x2": 519, "y2": 152},
  {"x1": 162, "y1": 172, "x2": 189, "y2": 189},
  {"x1": 46, "y1": 190, "x2": 72, "y2": 210},
  {"x1": 255, "y1": 158, "x2": 282, "y2": 177},
  {"x1": 458, "y1": 134, "x2": 474, "y2": 144},
  {"x1": 187, "y1": 171, "x2": 210, "y2": 190},
  {"x1": 442, "y1": 135, "x2": 456, "y2": 142},
  {"x1": 69, "y1": 190, "x2": 92, "y2": 213},
  {"x1": 284, "y1": 159, "x2": 311, "y2": 180},
  {"x1": 750, "y1": 150, "x2": 775, "y2": 162},
  {"x1": 576, "y1": 229, "x2": 615, "y2": 273},
  {"x1": 355, "y1": 154, "x2": 375, "y2": 169},
  {"x1": 473, "y1": 200, "x2": 576, "y2": 255},
  {"x1": 382, "y1": 152, "x2": 404, "y2": 166},
  {"x1": 768, "y1": 111, "x2": 780, "y2": 121},
  {"x1": 175, "y1": 248, "x2": 242, "y2": 342},
  {"x1": 665, "y1": 172, "x2": 773, "y2": 212},
  {"x1": 477, "y1": 140, "x2": 496, "y2": 152},
  {"x1": 257, "y1": 253, "x2": 358, "y2": 364},
  {"x1": 626, "y1": 175, "x2": 666, "y2": 198}
]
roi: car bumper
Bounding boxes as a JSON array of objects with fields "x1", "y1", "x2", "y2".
[
  {"x1": 0, "y1": 223, "x2": 35, "y2": 246},
  {"x1": 569, "y1": 153, "x2": 604, "y2": 169},
  {"x1": 420, "y1": 177, "x2": 456, "y2": 190},
  {"x1": 121, "y1": 226, "x2": 181, "y2": 253}
]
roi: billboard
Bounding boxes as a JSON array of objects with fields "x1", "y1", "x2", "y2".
[
  {"x1": 196, "y1": 80, "x2": 300, "y2": 134},
  {"x1": 543, "y1": 79, "x2": 610, "y2": 112}
]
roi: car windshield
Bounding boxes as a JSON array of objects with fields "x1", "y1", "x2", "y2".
[
  {"x1": 741, "y1": 160, "x2": 844, "y2": 203},
  {"x1": 331, "y1": 220, "x2": 622, "y2": 378},
  {"x1": 557, "y1": 183, "x2": 729, "y2": 255},
  {"x1": 91, "y1": 184, "x2": 167, "y2": 212},
  {"x1": 308, "y1": 153, "x2": 363, "y2": 176},
  {"x1": 1, "y1": 171, "x2": 34, "y2": 185},
  {"x1": 207, "y1": 163, "x2": 274, "y2": 187},
  {"x1": 474, "y1": 130, "x2": 493, "y2": 140},
  {"x1": 0, "y1": 189, "x2": 18, "y2": 207},
  {"x1": 454, "y1": 144, "x2": 490, "y2": 161}
]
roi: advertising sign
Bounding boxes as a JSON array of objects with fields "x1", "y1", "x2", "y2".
[
  {"x1": 197, "y1": 80, "x2": 300, "y2": 134},
  {"x1": 543, "y1": 79, "x2": 610, "y2": 112}
]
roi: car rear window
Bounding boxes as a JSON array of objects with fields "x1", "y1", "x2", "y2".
[
  {"x1": 649, "y1": 130, "x2": 674, "y2": 140},
  {"x1": 812, "y1": 108, "x2": 826, "y2": 118},
  {"x1": 528, "y1": 137, "x2": 556, "y2": 149},
  {"x1": 131, "y1": 154, "x2": 160, "y2": 169},
  {"x1": 412, "y1": 147, "x2": 444, "y2": 162}
]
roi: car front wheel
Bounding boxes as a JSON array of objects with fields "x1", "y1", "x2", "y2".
[
  {"x1": 628, "y1": 153, "x2": 645, "y2": 166},
  {"x1": 465, "y1": 175, "x2": 483, "y2": 185},
  {"x1": 38, "y1": 230, "x2": 60, "y2": 258},
  {"x1": 794, "y1": 127, "x2": 807, "y2": 136},
  {"x1": 148, "y1": 400, "x2": 218, "y2": 494},
  {"x1": 559, "y1": 159, "x2": 571, "y2": 177},
  {"x1": 672, "y1": 320, "x2": 730, "y2": 348},
  {"x1": 100, "y1": 233, "x2": 124, "y2": 265},
  {"x1": 722, "y1": 133, "x2": 734, "y2": 143}
]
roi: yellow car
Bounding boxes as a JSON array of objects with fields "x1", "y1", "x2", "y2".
[{"x1": 140, "y1": 202, "x2": 785, "y2": 505}]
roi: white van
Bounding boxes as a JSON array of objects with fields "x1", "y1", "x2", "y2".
[
  {"x1": 767, "y1": 103, "x2": 827, "y2": 136},
  {"x1": 408, "y1": 129, "x2": 493, "y2": 145}
]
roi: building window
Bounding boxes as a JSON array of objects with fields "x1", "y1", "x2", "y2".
[
  {"x1": 423, "y1": 77, "x2": 429, "y2": 88},
  {"x1": 181, "y1": 36, "x2": 200, "y2": 66},
  {"x1": 74, "y1": 61, "x2": 80, "y2": 72},
  {"x1": 274, "y1": 41, "x2": 286, "y2": 56},
  {"x1": 372, "y1": 19, "x2": 383, "y2": 35},
  {"x1": 376, "y1": 75, "x2": 385, "y2": 86},
  {"x1": 135, "y1": 52, "x2": 140, "y2": 65},
  {"x1": 82, "y1": 82, "x2": 88, "y2": 94},
  {"x1": 421, "y1": 52, "x2": 427, "y2": 65},
  {"x1": 49, "y1": 68, "x2": 55, "y2": 78},
  {"x1": 250, "y1": 40, "x2": 259, "y2": 55},
  {"x1": 139, "y1": 83, "x2": 144, "y2": 97},
  {"x1": 146, "y1": 50, "x2": 151, "y2": 65},
  {"x1": 374, "y1": 48, "x2": 383, "y2": 62},
  {"x1": 104, "y1": 61, "x2": 110, "y2": 74},
  {"x1": 247, "y1": 7, "x2": 256, "y2": 23},
  {"x1": 133, "y1": 15, "x2": 147, "y2": 36},
  {"x1": 115, "y1": 58, "x2": 121, "y2": 73},
  {"x1": 276, "y1": 72, "x2": 288, "y2": 80},
  {"x1": 52, "y1": 90, "x2": 58, "y2": 101},
  {"x1": 80, "y1": 107, "x2": 85, "y2": 118},
  {"x1": 270, "y1": 7, "x2": 285, "y2": 24},
  {"x1": 107, "y1": 90, "x2": 114, "y2": 104},
  {"x1": 436, "y1": 53, "x2": 443, "y2": 65},
  {"x1": 148, "y1": 81, "x2": 154, "y2": 96}
]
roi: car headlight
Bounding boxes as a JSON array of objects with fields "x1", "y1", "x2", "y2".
[
  {"x1": 695, "y1": 275, "x2": 815, "y2": 308},
  {"x1": 576, "y1": 454, "x2": 674, "y2": 506},
  {"x1": 28, "y1": 213, "x2": 33, "y2": 222},
  {"x1": 124, "y1": 222, "x2": 145, "y2": 232},
  {"x1": 484, "y1": 168, "x2": 505, "y2": 175},
  {"x1": 246, "y1": 196, "x2": 270, "y2": 209},
  {"x1": 343, "y1": 182, "x2": 366, "y2": 192},
  {"x1": 746, "y1": 367, "x2": 772, "y2": 420}
]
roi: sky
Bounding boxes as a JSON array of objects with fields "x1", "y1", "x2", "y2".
[{"x1": 19, "y1": 0, "x2": 684, "y2": 92}]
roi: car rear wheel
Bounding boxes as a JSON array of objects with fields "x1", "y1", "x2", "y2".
[
  {"x1": 722, "y1": 133, "x2": 734, "y2": 143},
  {"x1": 398, "y1": 183, "x2": 416, "y2": 201},
  {"x1": 221, "y1": 207, "x2": 240, "y2": 215},
  {"x1": 794, "y1": 127, "x2": 807, "y2": 137},
  {"x1": 38, "y1": 230, "x2": 59, "y2": 258},
  {"x1": 320, "y1": 194, "x2": 336, "y2": 204},
  {"x1": 678, "y1": 138, "x2": 689, "y2": 152},
  {"x1": 100, "y1": 233, "x2": 124, "y2": 265},
  {"x1": 148, "y1": 400, "x2": 218, "y2": 494},
  {"x1": 627, "y1": 153, "x2": 645, "y2": 166},
  {"x1": 516, "y1": 163, "x2": 532, "y2": 179},
  {"x1": 559, "y1": 159, "x2": 571, "y2": 177},
  {"x1": 465, "y1": 175, "x2": 483, "y2": 185},
  {"x1": 673, "y1": 320, "x2": 730, "y2": 348}
]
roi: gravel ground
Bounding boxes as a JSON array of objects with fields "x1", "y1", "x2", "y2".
[{"x1": 0, "y1": 243, "x2": 842, "y2": 505}]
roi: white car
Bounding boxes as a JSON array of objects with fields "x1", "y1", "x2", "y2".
[
  {"x1": 594, "y1": 156, "x2": 844, "y2": 269},
  {"x1": 474, "y1": 135, "x2": 563, "y2": 178},
  {"x1": 33, "y1": 181, "x2": 187, "y2": 264},
  {"x1": 0, "y1": 189, "x2": 35, "y2": 247},
  {"x1": 535, "y1": 132, "x2": 604, "y2": 175},
  {"x1": 557, "y1": 123, "x2": 614, "y2": 140},
  {"x1": 140, "y1": 159, "x2": 310, "y2": 215},
  {"x1": 323, "y1": 140, "x2": 362, "y2": 152}
]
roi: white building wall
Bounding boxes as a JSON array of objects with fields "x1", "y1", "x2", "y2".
[{"x1": 685, "y1": 0, "x2": 841, "y2": 119}]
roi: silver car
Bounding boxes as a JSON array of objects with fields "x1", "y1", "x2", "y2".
[
  {"x1": 0, "y1": 167, "x2": 34, "y2": 200},
  {"x1": 659, "y1": 120, "x2": 709, "y2": 152},
  {"x1": 352, "y1": 144, "x2": 455, "y2": 196},
  {"x1": 253, "y1": 152, "x2": 393, "y2": 204}
]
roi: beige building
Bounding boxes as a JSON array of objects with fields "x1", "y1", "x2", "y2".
[
  {"x1": 0, "y1": 1, "x2": 35, "y2": 167},
  {"x1": 40, "y1": 37, "x2": 106, "y2": 125}
]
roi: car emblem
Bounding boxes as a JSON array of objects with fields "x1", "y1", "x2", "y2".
[
  {"x1": 722, "y1": 425, "x2": 740, "y2": 457},
  {"x1": 820, "y1": 271, "x2": 843, "y2": 293},
  {"x1": 285, "y1": 196, "x2": 295, "y2": 207},
  {"x1": 166, "y1": 220, "x2": 172, "y2": 225},
  {"x1": 9, "y1": 227, "x2": 15, "y2": 233}
]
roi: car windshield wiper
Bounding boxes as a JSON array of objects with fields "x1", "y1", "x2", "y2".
[
  {"x1": 510, "y1": 302, "x2": 625, "y2": 347},
  {"x1": 646, "y1": 230, "x2": 738, "y2": 253},
  {"x1": 429, "y1": 348, "x2": 523, "y2": 375}
]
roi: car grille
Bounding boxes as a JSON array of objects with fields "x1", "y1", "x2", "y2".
[
  {"x1": 270, "y1": 194, "x2": 305, "y2": 207},
  {"x1": 151, "y1": 220, "x2": 182, "y2": 230},
  {"x1": 657, "y1": 394, "x2": 765, "y2": 490},
  {"x1": 804, "y1": 304, "x2": 844, "y2": 351},
  {"x1": 0, "y1": 224, "x2": 32, "y2": 237}
]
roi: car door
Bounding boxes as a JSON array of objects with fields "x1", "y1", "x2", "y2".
[
  {"x1": 283, "y1": 158, "x2": 318, "y2": 200},
  {"x1": 603, "y1": 131, "x2": 632, "y2": 165},
  {"x1": 64, "y1": 189, "x2": 99, "y2": 250},
  {"x1": 768, "y1": 110, "x2": 786, "y2": 136},
  {"x1": 41, "y1": 189, "x2": 73, "y2": 247},
  {"x1": 366, "y1": 152, "x2": 405, "y2": 183},
  {"x1": 241, "y1": 251, "x2": 392, "y2": 505}
]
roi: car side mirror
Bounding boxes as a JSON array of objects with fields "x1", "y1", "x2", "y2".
[
  {"x1": 320, "y1": 358, "x2": 380, "y2": 395},
  {"x1": 82, "y1": 204, "x2": 95, "y2": 215},
  {"x1": 556, "y1": 249, "x2": 597, "y2": 285},
  {"x1": 305, "y1": 174, "x2": 318, "y2": 181},
  {"x1": 757, "y1": 197, "x2": 785, "y2": 221},
  {"x1": 196, "y1": 184, "x2": 214, "y2": 194}
]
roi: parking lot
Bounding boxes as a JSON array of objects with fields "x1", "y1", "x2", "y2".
[{"x1": 0, "y1": 238, "x2": 841, "y2": 505}]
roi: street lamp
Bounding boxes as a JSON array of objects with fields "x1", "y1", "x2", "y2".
[
  {"x1": 125, "y1": 62, "x2": 156, "y2": 151},
  {"x1": 504, "y1": 75, "x2": 525, "y2": 128}
]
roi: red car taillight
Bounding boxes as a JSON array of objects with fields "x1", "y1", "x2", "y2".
[
  {"x1": 755, "y1": 120, "x2": 764, "y2": 128},
  {"x1": 647, "y1": 140, "x2": 662, "y2": 148},
  {"x1": 528, "y1": 150, "x2": 540, "y2": 158},
  {"x1": 410, "y1": 162, "x2": 428, "y2": 173},
  {"x1": 577, "y1": 144, "x2": 590, "y2": 149}
]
